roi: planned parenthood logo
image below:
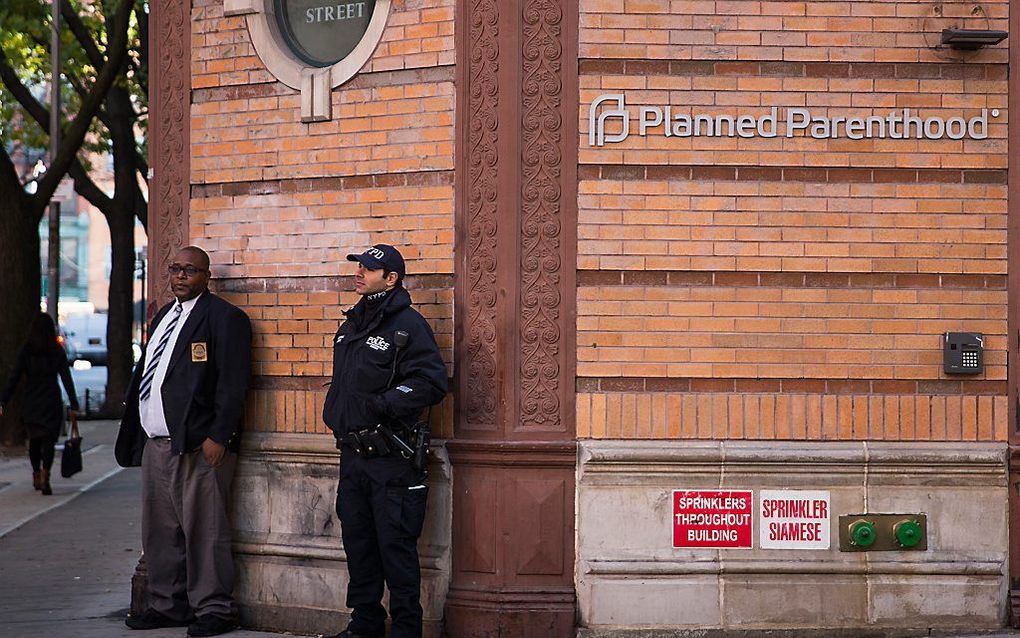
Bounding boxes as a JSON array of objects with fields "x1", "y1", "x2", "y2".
[
  {"x1": 588, "y1": 94, "x2": 630, "y2": 146},
  {"x1": 588, "y1": 93, "x2": 998, "y2": 146}
]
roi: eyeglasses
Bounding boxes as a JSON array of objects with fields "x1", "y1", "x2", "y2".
[{"x1": 168, "y1": 264, "x2": 206, "y2": 277}]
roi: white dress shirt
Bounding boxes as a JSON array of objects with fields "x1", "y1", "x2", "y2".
[{"x1": 140, "y1": 293, "x2": 202, "y2": 438}]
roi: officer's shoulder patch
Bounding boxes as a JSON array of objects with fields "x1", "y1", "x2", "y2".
[{"x1": 396, "y1": 385, "x2": 413, "y2": 393}]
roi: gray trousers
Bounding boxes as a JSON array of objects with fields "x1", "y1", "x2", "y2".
[{"x1": 141, "y1": 437, "x2": 237, "y2": 621}]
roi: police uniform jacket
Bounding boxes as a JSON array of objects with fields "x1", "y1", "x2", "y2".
[
  {"x1": 115, "y1": 292, "x2": 252, "y2": 466},
  {"x1": 322, "y1": 286, "x2": 447, "y2": 443}
]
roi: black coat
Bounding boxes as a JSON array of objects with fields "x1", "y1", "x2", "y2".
[
  {"x1": 115, "y1": 292, "x2": 252, "y2": 467},
  {"x1": 322, "y1": 287, "x2": 447, "y2": 443},
  {"x1": 1, "y1": 346, "x2": 79, "y2": 439}
]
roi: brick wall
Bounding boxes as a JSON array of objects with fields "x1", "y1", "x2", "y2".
[
  {"x1": 189, "y1": 0, "x2": 456, "y2": 437},
  {"x1": 186, "y1": 0, "x2": 1010, "y2": 443},
  {"x1": 577, "y1": 0, "x2": 1010, "y2": 441}
]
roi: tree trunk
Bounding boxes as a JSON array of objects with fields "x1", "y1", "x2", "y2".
[
  {"x1": 103, "y1": 207, "x2": 135, "y2": 416},
  {"x1": 101, "y1": 84, "x2": 139, "y2": 416},
  {"x1": 0, "y1": 201, "x2": 42, "y2": 445}
]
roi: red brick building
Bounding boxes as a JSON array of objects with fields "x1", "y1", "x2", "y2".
[{"x1": 147, "y1": 0, "x2": 1017, "y2": 635}]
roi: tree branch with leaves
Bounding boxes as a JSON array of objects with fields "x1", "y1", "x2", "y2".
[{"x1": 0, "y1": 0, "x2": 142, "y2": 436}]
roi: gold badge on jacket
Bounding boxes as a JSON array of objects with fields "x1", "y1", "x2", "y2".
[{"x1": 191, "y1": 342, "x2": 208, "y2": 362}]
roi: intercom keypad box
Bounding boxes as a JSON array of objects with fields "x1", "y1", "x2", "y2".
[{"x1": 943, "y1": 332, "x2": 983, "y2": 375}]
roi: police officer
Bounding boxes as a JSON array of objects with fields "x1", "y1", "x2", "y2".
[{"x1": 322, "y1": 244, "x2": 447, "y2": 638}]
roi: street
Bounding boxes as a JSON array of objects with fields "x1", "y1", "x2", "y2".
[{"x1": 69, "y1": 363, "x2": 107, "y2": 415}]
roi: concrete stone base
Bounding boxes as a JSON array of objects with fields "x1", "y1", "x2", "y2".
[
  {"x1": 576, "y1": 441, "x2": 1009, "y2": 634},
  {"x1": 232, "y1": 433, "x2": 451, "y2": 637},
  {"x1": 576, "y1": 630, "x2": 1010, "y2": 638},
  {"x1": 130, "y1": 555, "x2": 148, "y2": 616}
]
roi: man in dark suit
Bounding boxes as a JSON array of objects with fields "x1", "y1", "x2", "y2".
[{"x1": 116, "y1": 246, "x2": 252, "y2": 637}]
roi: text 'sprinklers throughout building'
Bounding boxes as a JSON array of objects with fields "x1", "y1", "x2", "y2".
[{"x1": 146, "y1": 0, "x2": 1017, "y2": 635}]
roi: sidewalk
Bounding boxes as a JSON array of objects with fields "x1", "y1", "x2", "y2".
[
  {"x1": 0, "y1": 419, "x2": 124, "y2": 537},
  {"x1": 0, "y1": 420, "x2": 311, "y2": 638}
]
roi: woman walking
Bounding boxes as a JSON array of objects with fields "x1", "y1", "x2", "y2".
[{"x1": 0, "y1": 313, "x2": 79, "y2": 495}]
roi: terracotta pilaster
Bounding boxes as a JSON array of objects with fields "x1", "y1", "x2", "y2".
[
  {"x1": 148, "y1": 0, "x2": 191, "y2": 312},
  {"x1": 447, "y1": 0, "x2": 578, "y2": 635},
  {"x1": 1007, "y1": 0, "x2": 1020, "y2": 626},
  {"x1": 132, "y1": 0, "x2": 191, "y2": 611}
]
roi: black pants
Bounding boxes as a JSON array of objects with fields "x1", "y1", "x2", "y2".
[
  {"x1": 28, "y1": 435, "x2": 58, "y2": 472},
  {"x1": 336, "y1": 449, "x2": 428, "y2": 638}
]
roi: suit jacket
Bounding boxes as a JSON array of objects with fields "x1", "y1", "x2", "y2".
[{"x1": 115, "y1": 292, "x2": 252, "y2": 467}]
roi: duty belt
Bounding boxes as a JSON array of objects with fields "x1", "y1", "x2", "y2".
[{"x1": 341, "y1": 424, "x2": 430, "y2": 474}]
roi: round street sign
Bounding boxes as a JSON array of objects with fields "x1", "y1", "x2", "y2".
[{"x1": 274, "y1": 0, "x2": 378, "y2": 68}]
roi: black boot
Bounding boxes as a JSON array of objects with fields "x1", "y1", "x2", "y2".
[{"x1": 324, "y1": 630, "x2": 384, "y2": 638}]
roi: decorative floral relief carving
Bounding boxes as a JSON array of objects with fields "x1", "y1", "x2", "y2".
[
  {"x1": 520, "y1": 0, "x2": 563, "y2": 428},
  {"x1": 153, "y1": 0, "x2": 189, "y2": 310},
  {"x1": 465, "y1": 0, "x2": 500, "y2": 425}
]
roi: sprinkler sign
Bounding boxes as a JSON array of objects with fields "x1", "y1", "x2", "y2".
[{"x1": 672, "y1": 490, "x2": 753, "y2": 549}]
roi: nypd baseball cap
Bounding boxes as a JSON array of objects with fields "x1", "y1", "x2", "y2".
[{"x1": 346, "y1": 244, "x2": 406, "y2": 278}]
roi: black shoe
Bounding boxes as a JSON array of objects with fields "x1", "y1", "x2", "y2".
[
  {"x1": 125, "y1": 608, "x2": 191, "y2": 630},
  {"x1": 187, "y1": 614, "x2": 237, "y2": 637},
  {"x1": 323, "y1": 630, "x2": 384, "y2": 638}
]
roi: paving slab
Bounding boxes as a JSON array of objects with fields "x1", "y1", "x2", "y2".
[{"x1": 0, "y1": 423, "x2": 124, "y2": 538}]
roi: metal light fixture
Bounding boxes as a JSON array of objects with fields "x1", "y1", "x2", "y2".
[{"x1": 941, "y1": 28, "x2": 1008, "y2": 49}]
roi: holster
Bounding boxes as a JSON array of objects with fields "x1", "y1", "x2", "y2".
[
  {"x1": 343, "y1": 423, "x2": 429, "y2": 472},
  {"x1": 343, "y1": 428, "x2": 392, "y2": 458}
]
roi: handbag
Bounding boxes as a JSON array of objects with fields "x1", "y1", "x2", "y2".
[{"x1": 61, "y1": 412, "x2": 83, "y2": 478}]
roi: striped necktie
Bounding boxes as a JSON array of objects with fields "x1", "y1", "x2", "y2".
[{"x1": 139, "y1": 303, "x2": 183, "y2": 402}]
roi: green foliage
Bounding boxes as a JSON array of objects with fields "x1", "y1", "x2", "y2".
[{"x1": 0, "y1": 0, "x2": 147, "y2": 180}]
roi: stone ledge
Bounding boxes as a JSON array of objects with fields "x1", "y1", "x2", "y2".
[
  {"x1": 576, "y1": 630, "x2": 1006, "y2": 638},
  {"x1": 234, "y1": 536, "x2": 448, "y2": 569},
  {"x1": 584, "y1": 558, "x2": 1004, "y2": 576},
  {"x1": 239, "y1": 432, "x2": 452, "y2": 480},
  {"x1": 580, "y1": 441, "x2": 1007, "y2": 487}
]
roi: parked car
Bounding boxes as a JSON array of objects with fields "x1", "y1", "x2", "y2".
[
  {"x1": 61, "y1": 313, "x2": 108, "y2": 366},
  {"x1": 56, "y1": 326, "x2": 72, "y2": 359}
]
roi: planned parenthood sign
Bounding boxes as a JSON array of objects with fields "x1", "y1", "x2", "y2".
[{"x1": 588, "y1": 93, "x2": 1000, "y2": 146}]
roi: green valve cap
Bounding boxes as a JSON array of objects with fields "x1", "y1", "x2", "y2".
[
  {"x1": 894, "y1": 519, "x2": 923, "y2": 548},
  {"x1": 849, "y1": 520, "x2": 876, "y2": 547}
]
